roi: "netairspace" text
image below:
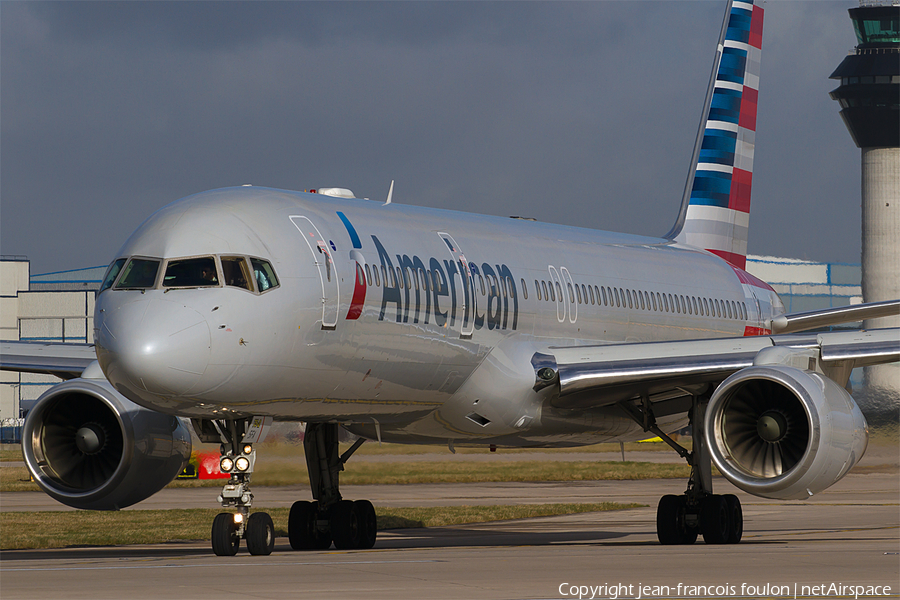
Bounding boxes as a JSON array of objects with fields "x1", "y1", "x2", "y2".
[{"x1": 557, "y1": 582, "x2": 893, "y2": 599}]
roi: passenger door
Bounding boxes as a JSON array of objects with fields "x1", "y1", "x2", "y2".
[{"x1": 290, "y1": 216, "x2": 340, "y2": 330}]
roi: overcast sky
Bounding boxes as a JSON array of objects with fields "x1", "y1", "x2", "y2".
[{"x1": 1, "y1": 1, "x2": 863, "y2": 275}]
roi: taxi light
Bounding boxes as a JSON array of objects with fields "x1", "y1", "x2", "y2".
[
  {"x1": 220, "y1": 456, "x2": 234, "y2": 473},
  {"x1": 233, "y1": 513, "x2": 243, "y2": 524},
  {"x1": 242, "y1": 444, "x2": 253, "y2": 455},
  {"x1": 235, "y1": 456, "x2": 251, "y2": 472}
]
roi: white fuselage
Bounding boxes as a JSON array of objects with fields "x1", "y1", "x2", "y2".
[{"x1": 94, "y1": 187, "x2": 784, "y2": 446}]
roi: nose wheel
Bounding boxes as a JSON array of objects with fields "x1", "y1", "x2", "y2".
[
  {"x1": 211, "y1": 509, "x2": 275, "y2": 556},
  {"x1": 246, "y1": 512, "x2": 276, "y2": 555},
  {"x1": 211, "y1": 512, "x2": 240, "y2": 556},
  {"x1": 196, "y1": 417, "x2": 276, "y2": 556}
]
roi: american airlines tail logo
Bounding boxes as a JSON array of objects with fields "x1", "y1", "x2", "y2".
[{"x1": 676, "y1": 0, "x2": 764, "y2": 270}]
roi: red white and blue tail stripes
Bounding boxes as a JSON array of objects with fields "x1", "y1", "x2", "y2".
[{"x1": 676, "y1": 0, "x2": 764, "y2": 270}]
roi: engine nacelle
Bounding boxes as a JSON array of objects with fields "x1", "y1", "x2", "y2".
[
  {"x1": 22, "y1": 377, "x2": 192, "y2": 510},
  {"x1": 705, "y1": 365, "x2": 868, "y2": 500}
]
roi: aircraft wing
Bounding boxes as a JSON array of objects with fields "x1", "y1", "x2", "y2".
[
  {"x1": 0, "y1": 340, "x2": 97, "y2": 380},
  {"x1": 766, "y1": 299, "x2": 899, "y2": 334},
  {"x1": 540, "y1": 328, "x2": 899, "y2": 411}
]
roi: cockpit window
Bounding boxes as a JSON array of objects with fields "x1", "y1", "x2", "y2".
[
  {"x1": 222, "y1": 256, "x2": 252, "y2": 291},
  {"x1": 250, "y1": 258, "x2": 279, "y2": 292},
  {"x1": 99, "y1": 258, "x2": 127, "y2": 293},
  {"x1": 163, "y1": 257, "x2": 219, "y2": 287},
  {"x1": 115, "y1": 258, "x2": 160, "y2": 289}
]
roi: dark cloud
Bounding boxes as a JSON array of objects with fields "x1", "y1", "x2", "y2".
[
  {"x1": 1, "y1": 1, "x2": 863, "y2": 273},
  {"x1": 18, "y1": 1, "x2": 654, "y2": 53}
]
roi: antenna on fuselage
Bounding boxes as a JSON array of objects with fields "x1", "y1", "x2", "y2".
[{"x1": 384, "y1": 180, "x2": 394, "y2": 205}]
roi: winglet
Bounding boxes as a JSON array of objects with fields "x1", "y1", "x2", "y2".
[{"x1": 384, "y1": 180, "x2": 394, "y2": 205}]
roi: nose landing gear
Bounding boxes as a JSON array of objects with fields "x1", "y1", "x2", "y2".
[{"x1": 194, "y1": 418, "x2": 276, "y2": 556}]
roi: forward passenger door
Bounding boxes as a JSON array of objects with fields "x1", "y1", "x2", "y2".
[{"x1": 291, "y1": 216, "x2": 340, "y2": 330}]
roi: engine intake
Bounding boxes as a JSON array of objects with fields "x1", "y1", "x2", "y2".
[
  {"x1": 705, "y1": 365, "x2": 867, "y2": 500},
  {"x1": 22, "y1": 378, "x2": 191, "y2": 510}
]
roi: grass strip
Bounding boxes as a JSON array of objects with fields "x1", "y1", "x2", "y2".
[
  {"x1": 0, "y1": 503, "x2": 643, "y2": 550},
  {"x1": 256, "y1": 440, "x2": 685, "y2": 458},
  {"x1": 249, "y1": 460, "x2": 692, "y2": 487},
  {"x1": 0, "y1": 461, "x2": 692, "y2": 493},
  {"x1": 0, "y1": 449, "x2": 21, "y2": 462}
]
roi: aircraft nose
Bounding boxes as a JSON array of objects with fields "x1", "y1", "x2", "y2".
[{"x1": 96, "y1": 298, "x2": 211, "y2": 396}]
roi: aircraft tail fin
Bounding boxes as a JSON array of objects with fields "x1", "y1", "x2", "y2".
[{"x1": 667, "y1": 0, "x2": 764, "y2": 271}]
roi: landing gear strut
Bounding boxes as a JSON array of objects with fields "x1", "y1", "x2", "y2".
[
  {"x1": 288, "y1": 422, "x2": 377, "y2": 551},
  {"x1": 194, "y1": 418, "x2": 275, "y2": 556},
  {"x1": 620, "y1": 395, "x2": 743, "y2": 545}
]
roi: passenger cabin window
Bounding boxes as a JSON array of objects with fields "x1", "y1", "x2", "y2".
[
  {"x1": 222, "y1": 257, "x2": 252, "y2": 291},
  {"x1": 116, "y1": 258, "x2": 161, "y2": 289},
  {"x1": 251, "y1": 258, "x2": 279, "y2": 292},
  {"x1": 100, "y1": 258, "x2": 127, "y2": 293},
  {"x1": 164, "y1": 257, "x2": 219, "y2": 288}
]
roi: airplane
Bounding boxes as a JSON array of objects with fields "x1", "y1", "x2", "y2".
[{"x1": 2, "y1": 0, "x2": 898, "y2": 557}]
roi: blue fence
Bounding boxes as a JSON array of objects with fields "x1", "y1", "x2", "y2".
[{"x1": 0, "y1": 426, "x2": 22, "y2": 444}]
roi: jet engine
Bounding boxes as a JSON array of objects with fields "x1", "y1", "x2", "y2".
[
  {"x1": 22, "y1": 377, "x2": 192, "y2": 510},
  {"x1": 705, "y1": 365, "x2": 868, "y2": 500}
]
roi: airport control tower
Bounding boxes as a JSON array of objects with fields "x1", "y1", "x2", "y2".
[{"x1": 829, "y1": 0, "x2": 899, "y2": 395}]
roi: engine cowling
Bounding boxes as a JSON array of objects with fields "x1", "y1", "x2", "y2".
[
  {"x1": 705, "y1": 365, "x2": 868, "y2": 500},
  {"x1": 22, "y1": 376, "x2": 192, "y2": 510}
]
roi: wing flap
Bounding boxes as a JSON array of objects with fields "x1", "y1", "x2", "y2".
[
  {"x1": 544, "y1": 328, "x2": 898, "y2": 411},
  {"x1": 817, "y1": 328, "x2": 900, "y2": 367},
  {"x1": 550, "y1": 337, "x2": 773, "y2": 401}
]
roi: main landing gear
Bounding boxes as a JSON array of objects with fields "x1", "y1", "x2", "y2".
[
  {"x1": 288, "y1": 422, "x2": 377, "y2": 551},
  {"x1": 619, "y1": 394, "x2": 743, "y2": 545}
]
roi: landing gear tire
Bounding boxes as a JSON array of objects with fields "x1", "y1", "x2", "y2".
[
  {"x1": 212, "y1": 512, "x2": 240, "y2": 556},
  {"x1": 289, "y1": 500, "x2": 332, "y2": 550},
  {"x1": 657, "y1": 494, "x2": 697, "y2": 545},
  {"x1": 289, "y1": 500, "x2": 315, "y2": 550},
  {"x1": 723, "y1": 494, "x2": 743, "y2": 544},
  {"x1": 657, "y1": 495, "x2": 681, "y2": 545},
  {"x1": 700, "y1": 495, "x2": 730, "y2": 544},
  {"x1": 331, "y1": 500, "x2": 362, "y2": 550},
  {"x1": 354, "y1": 499, "x2": 377, "y2": 550},
  {"x1": 246, "y1": 512, "x2": 275, "y2": 556}
]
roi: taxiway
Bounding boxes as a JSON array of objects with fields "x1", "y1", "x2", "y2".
[{"x1": 1, "y1": 472, "x2": 897, "y2": 600}]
